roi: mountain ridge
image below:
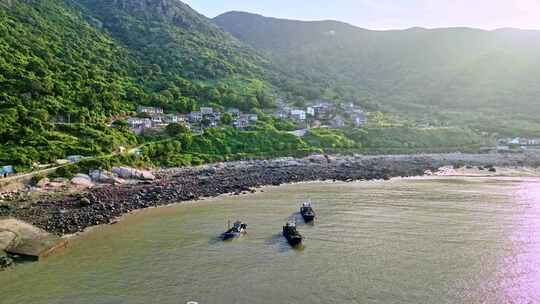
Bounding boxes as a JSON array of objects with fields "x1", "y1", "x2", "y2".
[
  {"x1": 215, "y1": 11, "x2": 540, "y2": 33},
  {"x1": 213, "y1": 10, "x2": 540, "y2": 134}
]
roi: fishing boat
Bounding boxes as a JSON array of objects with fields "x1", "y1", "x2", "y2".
[
  {"x1": 221, "y1": 221, "x2": 247, "y2": 240},
  {"x1": 300, "y1": 201, "x2": 316, "y2": 222},
  {"x1": 282, "y1": 221, "x2": 303, "y2": 246}
]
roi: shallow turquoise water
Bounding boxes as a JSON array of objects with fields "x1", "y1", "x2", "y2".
[{"x1": 1, "y1": 177, "x2": 539, "y2": 304}]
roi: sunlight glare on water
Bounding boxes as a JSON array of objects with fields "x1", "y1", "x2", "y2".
[{"x1": 500, "y1": 180, "x2": 540, "y2": 303}]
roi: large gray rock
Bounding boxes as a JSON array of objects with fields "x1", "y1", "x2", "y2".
[
  {"x1": 112, "y1": 167, "x2": 155, "y2": 181},
  {"x1": 0, "y1": 230, "x2": 17, "y2": 251},
  {"x1": 36, "y1": 178, "x2": 50, "y2": 188},
  {"x1": 71, "y1": 174, "x2": 94, "y2": 187},
  {"x1": 89, "y1": 170, "x2": 124, "y2": 185},
  {"x1": 49, "y1": 177, "x2": 68, "y2": 188},
  {"x1": 307, "y1": 154, "x2": 328, "y2": 163}
]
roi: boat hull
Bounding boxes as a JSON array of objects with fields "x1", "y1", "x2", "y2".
[
  {"x1": 301, "y1": 213, "x2": 315, "y2": 222},
  {"x1": 285, "y1": 235, "x2": 303, "y2": 246},
  {"x1": 221, "y1": 232, "x2": 241, "y2": 240}
]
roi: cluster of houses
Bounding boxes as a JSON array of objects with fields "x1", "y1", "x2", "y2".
[
  {"x1": 127, "y1": 99, "x2": 368, "y2": 136},
  {"x1": 274, "y1": 100, "x2": 367, "y2": 129},
  {"x1": 127, "y1": 106, "x2": 258, "y2": 135},
  {"x1": 497, "y1": 137, "x2": 540, "y2": 151}
]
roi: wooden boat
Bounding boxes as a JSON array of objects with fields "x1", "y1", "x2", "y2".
[
  {"x1": 222, "y1": 221, "x2": 247, "y2": 240},
  {"x1": 282, "y1": 221, "x2": 303, "y2": 246},
  {"x1": 300, "y1": 202, "x2": 316, "y2": 222}
]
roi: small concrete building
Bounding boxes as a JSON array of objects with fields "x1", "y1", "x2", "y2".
[
  {"x1": 127, "y1": 117, "x2": 152, "y2": 135},
  {"x1": 150, "y1": 115, "x2": 163, "y2": 125},
  {"x1": 233, "y1": 116, "x2": 251, "y2": 129},
  {"x1": 330, "y1": 115, "x2": 346, "y2": 128},
  {"x1": 351, "y1": 111, "x2": 367, "y2": 127},
  {"x1": 289, "y1": 109, "x2": 306, "y2": 121},
  {"x1": 200, "y1": 107, "x2": 214, "y2": 115},
  {"x1": 137, "y1": 106, "x2": 164, "y2": 115},
  {"x1": 189, "y1": 111, "x2": 203, "y2": 123},
  {"x1": 163, "y1": 114, "x2": 182, "y2": 124}
]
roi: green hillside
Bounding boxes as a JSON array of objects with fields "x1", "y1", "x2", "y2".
[
  {"x1": 0, "y1": 0, "x2": 143, "y2": 167},
  {"x1": 0, "y1": 1, "x2": 517, "y2": 171},
  {"x1": 0, "y1": 0, "x2": 281, "y2": 168},
  {"x1": 214, "y1": 11, "x2": 540, "y2": 135}
]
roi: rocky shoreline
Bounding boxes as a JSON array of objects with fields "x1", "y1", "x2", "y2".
[{"x1": 1, "y1": 152, "x2": 540, "y2": 237}]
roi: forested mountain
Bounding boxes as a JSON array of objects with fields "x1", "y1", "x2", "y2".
[
  {"x1": 0, "y1": 0, "x2": 142, "y2": 166},
  {"x1": 214, "y1": 11, "x2": 540, "y2": 134},
  {"x1": 0, "y1": 1, "x2": 536, "y2": 169},
  {"x1": 0, "y1": 0, "x2": 281, "y2": 167}
]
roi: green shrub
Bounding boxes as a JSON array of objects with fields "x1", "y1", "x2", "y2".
[{"x1": 30, "y1": 173, "x2": 46, "y2": 186}]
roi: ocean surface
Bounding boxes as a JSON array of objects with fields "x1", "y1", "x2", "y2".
[{"x1": 1, "y1": 176, "x2": 540, "y2": 304}]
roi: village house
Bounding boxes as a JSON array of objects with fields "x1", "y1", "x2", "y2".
[
  {"x1": 127, "y1": 117, "x2": 152, "y2": 135},
  {"x1": 128, "y1": 117, "x2": 152, "y2": 128},
  {"x1": 343, "y1": 102, "x2": 356, "y2": 111},
  {"x1": 206, "y1": 115, "x2": 222, "y2": 127},
  {"x1": 306, "y1": 106, "x2": 315, "y2": 117},
  {"x1": 497, "y1": 137, "x2": 540, "y2": 151},
  {"x1": 188, "y1": 111, "x2": 203, "y2": 123},
  {"x1": 274, "y1": 105, "x2": 293, "y2": 120},
  {"x1": 309, "y1": 102, "x2": 334, "y2": 120},
  {"x1": 201, "y1": 119, "x2": 219, "y2": 129},
  {"x1": 200, "y1": 107, "x2": 214, "y2": 115},
  {"x1": 522, "y1": 138, "x2": 540, "y2": 146},
  {"x1": 137, "y1": 106, "x2": 164, "y2": 115},
  {"x1": 350, "y1": 111, "x2": 367, "y2": 128},
  {"x1": 275, "y1": 109, "x2": 289, "y2": 120},
  {"x1": 149, "y1": 115, "x2": 163, "y2": 125},
  {"x1": 289, "y1": 109, "x2": 307, "y2": 121},
  {"x1": 163, "y1": 113, "x2": 184, "y2": 124},
  {"x1": 330, "y1": 115, "x2": 346, "y2": 128},
  {"x1": 233, "y1": 116, "x2": 250, "y2": 129}
]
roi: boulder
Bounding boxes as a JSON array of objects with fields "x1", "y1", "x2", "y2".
[
  {"x1": 307, "y1": 154, "x2": 327, "y2": 164},
  {"x1": 71, "y1": 174, "x2": 93, "y2": 187},
  {"x1": 78, "y1": 197, "x2": 91, "y2": 207},
  {"x1": 48, "y1": 177, "x2": 68, "y2": 188},
  {"x1": 0, "y1": 251, "x2": 13, "y2": 270},
  {"x1": 51, "y1": 177, "x2": 68, "y2": 184},
  {"x1": 0, "y1": 230, "x2": 17, "y2": 251},
  {"x1": 89, "y1": 170, "x2": 124, "y2": 184},
  {"x1": 36, "y1": 178, "x2": 50, "y2": 188},
  {"x1": 112, "y1": 167, "x2": 155, "y2": 181}
]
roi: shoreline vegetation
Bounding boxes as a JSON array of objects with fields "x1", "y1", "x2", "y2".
[{"x1": 2, "y1": 152, "x2": 540, "y2": 237}]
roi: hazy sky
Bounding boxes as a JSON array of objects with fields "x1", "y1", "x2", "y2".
[{"x1": 184, "y1": 0, "x2": 540, "y2": 30}]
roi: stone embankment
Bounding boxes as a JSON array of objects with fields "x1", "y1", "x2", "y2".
[{"x1": 1, "y1": 153, "x2": 539, "y2": 237}]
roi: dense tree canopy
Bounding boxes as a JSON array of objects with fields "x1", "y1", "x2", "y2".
[
  {"x1": 215, "y1": 11, "x2": 540, "y2": 135},
  {"x1": 0, "y1": 0, "x2": 283, "y2": 168}
]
